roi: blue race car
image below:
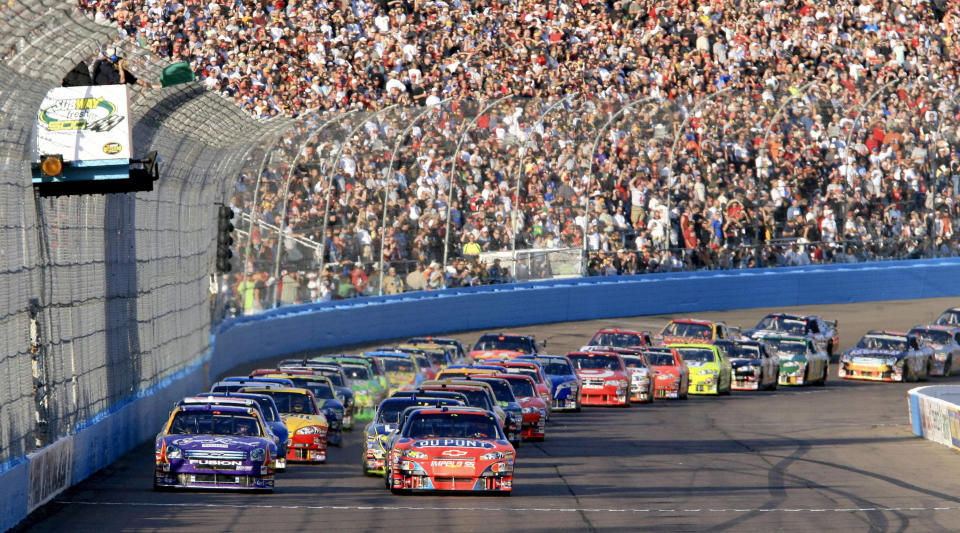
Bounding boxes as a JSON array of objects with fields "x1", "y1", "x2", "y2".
[{"x1": 518, "y1": 355, "x2": 581, "y2": 412}]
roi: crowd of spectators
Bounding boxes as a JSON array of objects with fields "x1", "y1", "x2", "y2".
[{"x1": 81, "y1": 0, "x2": 960, "y2": 313}]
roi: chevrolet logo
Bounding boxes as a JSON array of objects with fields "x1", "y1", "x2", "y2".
[{"x1": 441, "y1": 449, "x2": 469, "y2": 457}]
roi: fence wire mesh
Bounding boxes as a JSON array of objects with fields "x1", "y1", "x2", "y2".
[{"x1": 0, "y1": 1, "x2": 292, "y2": 465}]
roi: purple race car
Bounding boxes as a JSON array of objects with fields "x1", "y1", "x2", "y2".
[{"x1": 154, "y1": 404, "x2": 276, "y2": 491}]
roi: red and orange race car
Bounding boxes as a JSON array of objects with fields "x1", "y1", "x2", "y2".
[
  {"x1": 640, "y1": 347, "x2": 689, "y2": 400},
  {"x1": 469, "y1": 333, "x2": 541, "y2": 361},
  {"x1": 495, "y1": 373, "x2": 547, "y2": 440},
  {"x1": 565, "y1": 351, "x2": 630, "y2": 407},
  {"x1": 387, "y1": 406, "x2": 515, "y2": 494},
  {"x1": 655, "y1": 318, "x2": 736, "y2": 345},
  {"x1": 580, "y1": 328, "x2": 653, "y2": 351}
]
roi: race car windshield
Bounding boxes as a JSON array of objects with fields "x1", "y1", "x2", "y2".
[
  {"x1": 503, "y1": 367, "x2": 541, "y2": 382},
  {"x1": 538, "y1": 360, "x2": 573, "y2": 375},
  {"x1": 856, "y1": 335, "x2": 908, "y2": 351},
  {"x1": 762, "y1": 339, "x2": 807, "y2": 355},
  {"x1": 242, "y1": 397, "x2": 278, "y2": 422},
  {"x1": 643, "y1": 352, "x2": 676, "y2": 366},
  {"x1": 588, "y1": 332, "x2": 644, "y2": 347},
  {"x1": 568, "y1": 354, "x2": 623, "y2": 371},
  {"x1": 676, "y1": 348, "x2": 716, "y2": 363},
  {"x1": 621, "y1": 356, "x2": 647, "y2": 368},
  {"x1": 473, "y1": 336, "x2": 534, "y2": 353},
  {"x1": 342, "y1": 365, "x2": 370, "y2": 380},
  {"x1": 425, "y1": 388, "x2": 489, "y2": 410},
  {"x1": 377, "y1": 401, "x2": 421, "y2": 424},
  {"x1": 478, "y1": 380, "x2": 517, "y2": 404},
  {"x1": 287, "y1": 378, "x2": 335, "y2": 400},
  {"x1": 404, "y1": 413, "x2": 501, "y2": 440},
  {"x1": 506, "y1": 379, "x2": 535, "y2": 397},
  {"x1": 169, "y1": 412, "x2": 261, "y2": 437},
  {"x1": 755, "y1": 316, "x2": 806, "y2": 335},
  {"x1": 425, "y1": 352, "x2": 449, "y2": 367},
  {"x1": 910, "y1": 329, "x2": 952, "y2": 345},
  {"x1": 263, "y1": 392, "x2": 318, "y2": 415},
  {"x1": 661, "y1": 322, "x2": 712, "y2": 339},
  {"x1": 935, "y1": 311, "x2": 960, "y2": 325},
  {"x1": 716, "y1": 342, "x2": 761, "y2": 360},
  {"x1": 383, "y1": 359, "x2": 415, "y2": 373},
  {"x1": 313, "y1": 370, "x2": 344, "y2": 387}
]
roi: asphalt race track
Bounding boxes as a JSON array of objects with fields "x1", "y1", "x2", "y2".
[{"x1": 21, "y1": 296, "x2": 960, "y2": 533}]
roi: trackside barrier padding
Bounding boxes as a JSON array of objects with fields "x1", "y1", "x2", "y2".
[
  {"x1": 907, "y1": 385, "x2": 960, "y2": 451},
  {"x1": 211, "y1": 258, "x2": 960, "y2": 375}
]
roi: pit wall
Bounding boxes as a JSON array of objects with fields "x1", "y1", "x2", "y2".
[{"x1": 907, "y1": 385, "x2": 960, "y2": 452}]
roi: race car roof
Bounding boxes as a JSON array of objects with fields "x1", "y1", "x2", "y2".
[
  {"x1": 668, "y1": 318, "x2": 716, "y2": 325},
  {"x1": 177, "y1": 403, "x2": 253, "y2": 414}
]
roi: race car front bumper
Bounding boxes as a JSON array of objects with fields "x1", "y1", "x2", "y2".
[
  {"x1": 155, "y1": 463, "x2": 274, "y2": 491},
  {"x1": 838, "y1": 363, "x2": 900, "y2": 381},
  {"x1": 391, "y1": 461, "x2": 513, "y2": 492},
  {"x1": 287, "y1": 434, "x2": 327, "y2": 462},
  {"x1": 580, "y1": 386, "x2": 629, "y2": 405},
  {"x1": 629, "y1": 383, "x2": 653, "y2": 403}
]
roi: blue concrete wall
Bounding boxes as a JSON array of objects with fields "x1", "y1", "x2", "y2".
[{"x1": 211, "y1": 258, "x2": 960, "y2": 374}]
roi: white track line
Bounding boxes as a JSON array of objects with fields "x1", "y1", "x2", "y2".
[{"x1": 54, "y1": 501, "x2": 960, "y2": 515}]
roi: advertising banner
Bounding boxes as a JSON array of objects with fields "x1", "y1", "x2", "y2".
[
  {"x1": 33, "y1": 84, "x2": 132, "y2": 162},
  {"x1": 26, "y1": 435, "x2": 74, "y2": 512}
]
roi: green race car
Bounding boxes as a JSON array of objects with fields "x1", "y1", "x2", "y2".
[{"x1": 668, "y1": 343, "x2": 732, "y2": 395}]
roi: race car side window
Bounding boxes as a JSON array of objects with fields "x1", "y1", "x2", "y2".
[
  {"x1": 909, "y1": 337, "x2": 919, "y2": 350},
  {"x1": 715, "y1": 327, "x2": 724, "y2": 340},
  {"x1": 955, "y1": 333, "x2": 960, "y2": 345},
  {"x1": 809, "y1": 321, "x2": 820, "y2": 334}
]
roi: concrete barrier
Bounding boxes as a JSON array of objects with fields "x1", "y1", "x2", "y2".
[
  {"x1": 211, "y1": 258, "x2": 960, "y2": 374},
  {"x1": 907, "y1": 385, "x2": 960, "y2": 451}
]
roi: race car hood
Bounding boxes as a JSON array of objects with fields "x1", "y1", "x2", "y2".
[
  {"x1": 626, "y1": 367, "x2": 651, "y2": 378},
  {"x1": 280, "y1": 412, "x2": 328, "y2": 432},
  {"x1": 517, "y1": 396, "x2": 546, "y2": 410},
  {"x1": 575, "y1": 368, "x2": 628, "y2": 380},
  {"x1": 470, "y1": 349, "x2": 525, "y2": 360},
  {"x1": 730, "y1": 358, "x2": 762, "y2": 367},
  {"x1": 547, "y1": 374, "x2": 578, "y2": 387}
]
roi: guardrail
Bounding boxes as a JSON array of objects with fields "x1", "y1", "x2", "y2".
[{"x1": 907, "y1": 385, "x2": 960, "y2": 451}]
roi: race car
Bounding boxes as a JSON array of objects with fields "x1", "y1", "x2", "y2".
[
  {"x1": 655, "y1": 318, "x2": 736, "y2": 345},
  {"x1": 181, "y1": 393, "x2": 288, "y2": 471},
  {"x1": 745, "y1": 313, "x2": 839, "y2": 357},
  {"x1": 640, "y1": 348, "x2": 689, "y2": 399},
  {"x1": 386, "y1": 406, "x2": 515, "y2": 494},
  {"x1": 362, "y1": 396, "x2": 464, "y2": 476},
  {"x1": 565, "y1": 351, "x2": 630, "y2": 406},
  {"x1": 406, "y1": 337, "x2": 469, "y2": 364},
  {"x1": 496, "y1": 374, "x2": 547, "y2": 440},
  {"x1": 281, "y1": 360, "x2": 356, "y2": 429},
  {"x1": 242, "y1": 387, "x2": 329, "y2": 463},
  {"x1": 669, "y1": 344, "x2": 732, "y2": 395},
  {"x1": 252, "y1": 372, "x2": 345, "y2": 446},
  {"x1": 908, "y1": 325, "x2": 960, "y2": 376},
  {"x1": 336, "y1": 357, "x2": 388, "y2": 422},
  {"x1": 366, "y1": 351, "x2": 423, "y2": 394},
  {"x1": 714, "y1": 339, "x2": 779, "y2": 391},
  {"x1": 839, "y1": 331, "x2": 933, "y2": 382},
  {"x1": 760, "y1": 335, "x2": 829, "y2": 386},
  {"x1": 470, "y1": 333, "x2": 542, "y2": 361},
  {"x1": 418, "y1": 380, "x2": 510, "y2": 431},
  {"x1": 397, "y1": 342, "x2": 457, "y2": 371},
  {"x1": 154, "y1": 404, "x2": 275, "y2": 491},
  {"x1": 517, "y1": 355, "x2": 581, "y2": 411},
  {"x1": 616, "y1": 351, "x2": 656, "y2": 403},
  {"x1": 580, "y1": 328, "x2": 653, "y2": 351}
]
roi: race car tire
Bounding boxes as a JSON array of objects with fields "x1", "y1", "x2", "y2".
[
  {"x1": 923, "y1": 360, "x2": 932, "y2": 381},
  {"x1": 768, "y1": 371, "x2": 779, "y2": 391},
  {"x1": 384, "y1": 469, "x2": 392, "y2": 490}
]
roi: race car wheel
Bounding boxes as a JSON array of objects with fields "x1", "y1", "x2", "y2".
[
  {"x1": 768, "y1": 371, "x2": 779, "y2": 391},
  {"x1": 924, "y1": 360, "x2": 932, "y2": 381}
]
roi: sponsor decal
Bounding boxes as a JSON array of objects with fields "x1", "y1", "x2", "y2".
[
  {"x1": 39, "y1": 96, "x2": 121, "y2": 132},
  {"x1": 413, "y1": 439, "x2": 494, "y2": 449},
  {"x1": 189, "y1": 459, "x2": 242, "y2": 467},
  {"x1": 172, "y1": 436, "x2": 259, "y2": 448},
  {"x1": 430, "y1": 459, "x2": 475, "y2": 469},
  {"x1": 102, "y1": 142, "x2": 122, "y2": 154}
]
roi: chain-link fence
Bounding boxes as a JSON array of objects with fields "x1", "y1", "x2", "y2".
[{"x1": 0, "y1": 1, "x2": 291, "y2": 466}]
